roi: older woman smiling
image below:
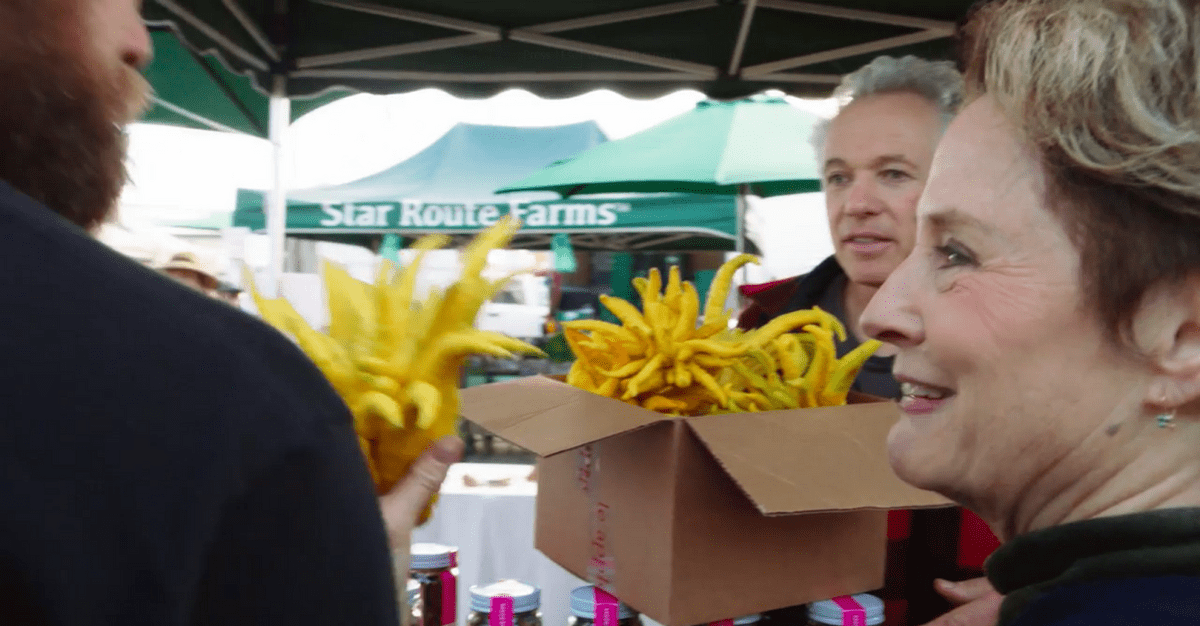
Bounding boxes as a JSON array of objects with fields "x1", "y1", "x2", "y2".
[{"x1": 861, "y1": 0, "x2": 1200, "y2": 625}]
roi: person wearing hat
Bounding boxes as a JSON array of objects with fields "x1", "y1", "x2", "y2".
[
  {"x1": 214, "y1": 281, "x2": 244, "y2": 307},
  {"x1": 159, "y1": 251, "x2": 220, "y2": 295}
]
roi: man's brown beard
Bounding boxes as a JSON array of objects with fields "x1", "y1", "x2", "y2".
[{"x1": 0, "y1": 0, "x2": 150, "y2": 232}]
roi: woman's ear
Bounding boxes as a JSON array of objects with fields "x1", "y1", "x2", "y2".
[{"x1": 1133, "y1": 276, "x2": 1200, "y2": 411}]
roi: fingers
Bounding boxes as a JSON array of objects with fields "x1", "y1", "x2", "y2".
[
  {"x1": 379, "y1": 436, "x2": 464, "y2": 548},
  {"x1": 920, "y1": 589, "x2": 1003, "y2": 626},
  {"x1": 935, "y1": 577, "x2": 996, "y2": 605}
]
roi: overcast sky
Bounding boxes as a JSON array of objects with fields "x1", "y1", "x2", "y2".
[{"x1": 120, "y1": 88, "x2": 836, "y2": 218}]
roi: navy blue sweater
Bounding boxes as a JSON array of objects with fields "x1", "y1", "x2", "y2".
[
  {"x1": 0, "y1": 182, "x2": 399, "y2": 624},
  {"x1": 990, "y1": 508, "x2": 1200, "y2": 625}
]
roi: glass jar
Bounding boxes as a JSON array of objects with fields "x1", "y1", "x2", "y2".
[
  {"x1": 566, "y1": 585, "x2": 642, "y2": 626},
  {"x1": 806, "y1": 594, "x2": 884, "y2": 626},
  {"x1": 409, "y1": 543, "x2": 460, "y2": 626},
  {"x1": 466, "y1": 579, "x2": 543, "y2": 626},
  {"x1": 404, "y1": 580, "x2": 421, "y2": 626}
]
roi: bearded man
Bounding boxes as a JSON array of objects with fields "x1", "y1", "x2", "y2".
[{"x1": 0, "y1": 1, "x2": 456, "y2": 622}]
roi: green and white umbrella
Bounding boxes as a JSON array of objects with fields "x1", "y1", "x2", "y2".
[{"x1": 497, "y1": 95, "x2": 824, "y2": 252}]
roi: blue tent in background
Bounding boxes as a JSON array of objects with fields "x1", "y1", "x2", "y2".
[{"x1": 233, "y1": 121, "x2": 753, "y2": 252}]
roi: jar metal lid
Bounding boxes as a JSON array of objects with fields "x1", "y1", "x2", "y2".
[
  {"x1": 569, "y1": 585, "x2": 635, "y2": 620},
  {"x1": 470, "y1": 580, "x2": 542, "y2": 614},
  {"x1": 410, "y1": 543, "x2": 458, "y2": 570},
  {"x1": 807, "y1": 594, "x2": 885, "y2": 626}
]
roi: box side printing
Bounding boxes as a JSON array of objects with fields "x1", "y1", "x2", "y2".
[{"x1": 534, "y1": 422, "x2": 681, "y2": 620}]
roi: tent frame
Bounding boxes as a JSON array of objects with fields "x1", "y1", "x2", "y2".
[
  {"x1": 151, "y1": 0, "x2": 954, "y2": 89},
  {"x1": 149, "y1": 0, "x2": 953, "y2": 294}
]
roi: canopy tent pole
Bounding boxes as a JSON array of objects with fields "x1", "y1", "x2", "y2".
[
  {"x1": 265, "y1": 80, "x2": 291, "y2": 297},
  {"x1": 735, "y1": 184, "x2": 749, "y2": 255},
  {"x1": 737, "y1": 183, "x2": 751, "y2": 287}
]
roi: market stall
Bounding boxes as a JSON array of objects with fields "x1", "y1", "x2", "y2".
[{"x1": 139, "y1": 5, "x2": 988, "y2": 623}]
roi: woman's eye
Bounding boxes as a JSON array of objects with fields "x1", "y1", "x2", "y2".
[{"x1": 935, "y1": 243, "x2": 976, "y2": 268}]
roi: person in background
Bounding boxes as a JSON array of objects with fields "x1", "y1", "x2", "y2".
[
  {"x1": 159, "y1": 251, "x2": 220, "y2": 295},
  {"x1": 215, "y1": 280, "x2": 245, "y2": 307},
  {"x1": 738, "y1": 55, "x2": 1000, "y2": 626},
  {"x1": 0, "y1": 0, "x2": 454, "y2": 622},
  {"x1": 862, "y1": 0, "x2": 1200, "y2": 623}
]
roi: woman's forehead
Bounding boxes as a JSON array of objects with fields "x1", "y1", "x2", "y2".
[{"x1": 919, "y1": 98, "x2": 1051, "y2": 231}]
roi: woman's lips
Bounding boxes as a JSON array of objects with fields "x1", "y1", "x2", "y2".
[
  {"x1": 898, "y1": 381, "x2": 955, "y2": 415},
  {"x1": 898, "y1": 395, "x2": 950, "y2": 414}
]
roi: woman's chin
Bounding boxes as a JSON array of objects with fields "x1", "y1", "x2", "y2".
[{"x1": 886, "y1": 420, "x2": 950, "y2": 493}]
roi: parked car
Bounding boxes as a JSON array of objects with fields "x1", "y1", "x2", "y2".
[
  {"x1": 475, "y1": 274, "x2": 550, "y2": 341},
  {"x1": 556, "y1": 285, "x2": 606, "y2": 323}
]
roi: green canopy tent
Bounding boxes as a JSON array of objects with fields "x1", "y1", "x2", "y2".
[
  {"x1": 499, "y1": 96, "x2": 822, "y2": 197},
  {"x1": 144, "y1": 0, "x2": 974, "y2": 292},
  {"x1": 232, "y1": 121, "x2": 758, "y2": 252},
  {"x1": 145, "y1": 0, "x2": 973, "y2": 100},
  {"x1": 233, "y1": 193, "x2": 750, "y2": 252},
  {"x1": 141, "y1": 23, "x2": 352, "y2": 136},
  {"x1": 498, "y1": 95, "x2": 822, "y2": 253}
]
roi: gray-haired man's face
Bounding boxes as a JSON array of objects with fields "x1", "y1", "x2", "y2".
[{"x1": 821, "y1": 91, "x2": 942, "y2": 289}]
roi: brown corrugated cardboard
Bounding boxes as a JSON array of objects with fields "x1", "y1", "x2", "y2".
[{"x1": 459, "y1": 376, "x2": 951, "y2": 626}]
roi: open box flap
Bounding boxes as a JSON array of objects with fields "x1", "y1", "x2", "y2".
[
  {"x1": 685, "y1": 398, "x2": 952, "y2": 515},
  {"x1": 459, "y1": 375, "x2": 672, "y2": 456}
]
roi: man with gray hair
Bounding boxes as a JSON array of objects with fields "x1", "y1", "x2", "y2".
[
  {"x1": 741, "y1": 56, "x2": 999, "y2": 626},
  {"x1": 740, "y1": 55, "x2": 961, "y2": 399}
]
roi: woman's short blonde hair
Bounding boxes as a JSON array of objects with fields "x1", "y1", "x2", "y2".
[{"x1": 960, "y1": 0, "x2": 1200, "y2": 343}]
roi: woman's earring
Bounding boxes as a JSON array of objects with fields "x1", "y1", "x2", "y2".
[{"x1": 1157, "y1": 411, "x2": 1176, "y2": 429}]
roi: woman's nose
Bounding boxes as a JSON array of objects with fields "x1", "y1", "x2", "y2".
[{"x1": 861, "y1": 257, "x2": 924, "y2": 347}]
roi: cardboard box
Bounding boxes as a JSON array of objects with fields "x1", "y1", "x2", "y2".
[{"x1": 460, "y1": 376, "x2": 949, "y2": 626}]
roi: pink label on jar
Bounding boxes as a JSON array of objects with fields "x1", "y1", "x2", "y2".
[
  {"x1": 832, "y1": 596, "x2": 866, "y2": 626},
  {"x1": 490, "y1": 596, "x2": 515, "y2": 626},
  {"x1": 709, "y1": 620, "x2": 734, "y2": 626},
  {"x1": 440, "y1": 570, "x2": 457, "y2": 625},
  {"x1": 594, "y1": 587, "x2": 620, "y2": 626}
]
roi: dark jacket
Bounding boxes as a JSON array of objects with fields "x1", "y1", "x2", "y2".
[
  {"x1": 739, "y1": 256, "x2": 1000, "y2": 626},
  {"x1": 990, "y1": 508, "x2": 1200, "y2": 625},
  {"x1": 738, "y1": 256, "x2": 899, "y2": 399},
  {"x1": 0, "y1": 182, "x2": 399, "y2": 624},
  {"x1": 737, "y1": 255, "x2": 844, "y2": 331}
]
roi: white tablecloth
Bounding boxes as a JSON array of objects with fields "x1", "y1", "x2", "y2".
[{"x1": 412, "y1": 463, "x2": 587, "y2": 626}]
